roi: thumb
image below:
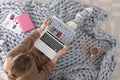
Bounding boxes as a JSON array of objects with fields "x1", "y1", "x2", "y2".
[{"x1": 57, "y1": 46, "x2": 69, "y2": 56}]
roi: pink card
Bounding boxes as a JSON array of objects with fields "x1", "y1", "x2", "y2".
[{"x1": 17, "y1": 13, "x2": 34, "y2": 32}]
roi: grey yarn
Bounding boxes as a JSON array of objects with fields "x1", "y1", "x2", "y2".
[{"x1": 0, "y1": 0, "x2": 116, "y2": 80}]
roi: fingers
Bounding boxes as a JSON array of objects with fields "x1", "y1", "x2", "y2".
[
  {"x1": 44, "y1": 18, "x2": 51, "y2": 25},
  {"x1": 57, "y1": 46, "x2": 69, "y2": 56},
  {"x1": 42, "y1": 18, "x2": 51, "y2": 26},
  {"x1": 37, "y1": 18, "x2": 51, "y2": 33},
  {"x1": 61, "y1": 46, "x2": 69, "y2": 52},
  {"x1": 41, "y1": 18, "x2": 51, "y2": 28}
]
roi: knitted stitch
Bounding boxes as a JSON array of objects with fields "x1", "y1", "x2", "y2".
[{"x1": 0, "y1": 0, "x2": 116, "y2": 80}]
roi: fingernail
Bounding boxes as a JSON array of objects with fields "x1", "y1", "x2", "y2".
[
  {"x1": 48, "y1": 18, "x2": 51, "y2": 22},
  {"x1": 45, "y1": 18, "x2": 51, "y2": 24}
]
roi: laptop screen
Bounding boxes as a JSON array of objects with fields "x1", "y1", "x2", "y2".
[
  {"x1": 40, "y1": 32, "x2": 64, "y2": 52},
  {"x1": 47, "y1": 16, "x2": 76, "y2": 44}
]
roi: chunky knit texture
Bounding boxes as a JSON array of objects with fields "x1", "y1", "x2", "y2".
[{"x1": 0, "y1": 0, "x2": 116, "y2": 80}]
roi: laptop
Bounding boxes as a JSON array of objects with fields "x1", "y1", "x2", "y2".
[{"x1": 34, "y1": 16, "x2": 76, "y2": 59}]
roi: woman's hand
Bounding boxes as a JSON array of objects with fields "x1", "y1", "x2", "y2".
[
  {"x1": 37, "y1": 18, "x2": 51, "y2": 33},
  {"x1": 52, "y1": 46, "x2": 69, "y2": 64},
  {"x1": 56, "y1": 46, "x2": 69, "y2": 57}
]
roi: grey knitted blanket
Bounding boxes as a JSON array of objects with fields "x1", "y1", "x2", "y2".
[{"x1": 0, "y1": 0, "x2": 116, "y2": 80}]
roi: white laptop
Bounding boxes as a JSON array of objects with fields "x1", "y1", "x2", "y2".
[{"x1": 34, "y1": 16, "x2": 76, "y2": 59}]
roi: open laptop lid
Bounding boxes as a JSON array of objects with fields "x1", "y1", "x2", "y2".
[{"x1": 47, "y1": 16, "x2": 76, "y2": 45}]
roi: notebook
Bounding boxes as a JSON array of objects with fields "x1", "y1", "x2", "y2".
[{"x1": 17, "y1": 13, "x2": 34, "y2": 32}]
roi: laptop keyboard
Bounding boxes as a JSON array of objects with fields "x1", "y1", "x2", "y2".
[{"x1": 40, "y1": 32, "x2": 64, "y2": 52}]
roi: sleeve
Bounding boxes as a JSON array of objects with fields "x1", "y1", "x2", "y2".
[
  {"x1": 37, "y1": 61, "x2": 55, "y2": 80},
  {"x1": 6, "y1": 29, "x2": 40, "y2": 58}
]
